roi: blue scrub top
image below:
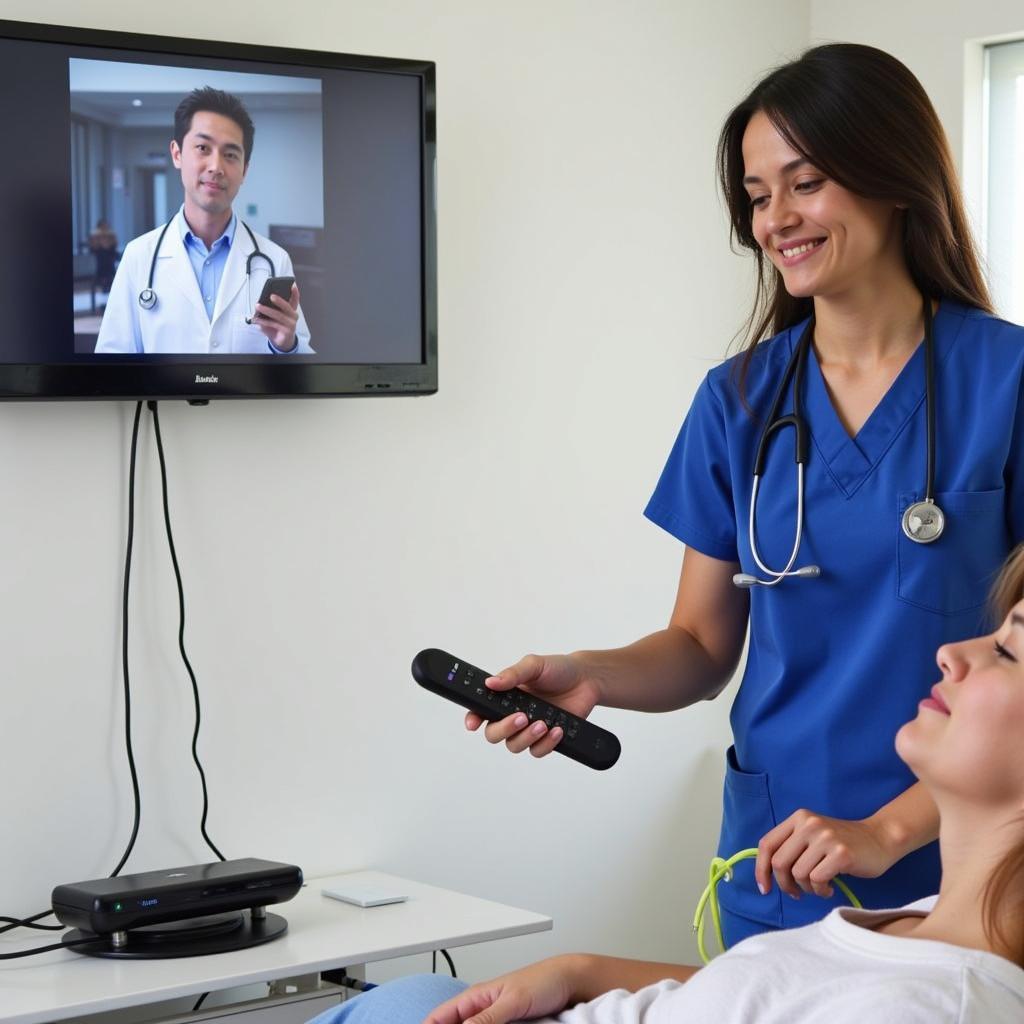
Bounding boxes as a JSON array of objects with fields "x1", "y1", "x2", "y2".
[{"x1": 644, "y1": 301, "x2": 1024, "y2": 931}]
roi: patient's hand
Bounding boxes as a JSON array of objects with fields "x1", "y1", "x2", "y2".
[
  {"x1": 755, "y1": 810, "x2": 896, "y2": 900},
  {"x1": 423, "y1": 955, "x2": 581, "y2": 1024}
]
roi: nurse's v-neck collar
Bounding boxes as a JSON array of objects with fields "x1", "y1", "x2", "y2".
[{"x1": 794, "y1": 301, "x2": 965, "y2": 498}]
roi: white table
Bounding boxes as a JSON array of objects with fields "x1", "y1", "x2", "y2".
[{"x1": 0, "y1": 871, "x2": 552, "y2": 1024}]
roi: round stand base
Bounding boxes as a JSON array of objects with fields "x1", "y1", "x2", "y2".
[{"x1": 62, "y1": 910, "x2": 288, "y2": 959}]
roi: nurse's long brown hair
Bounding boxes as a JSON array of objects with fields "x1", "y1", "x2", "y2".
[
  {"x1": 716, "y1": 43, "x2": 993, "y2": 406},
  {"x1": 983, "y1": 544, "x2": 1024, "y2": 966}
]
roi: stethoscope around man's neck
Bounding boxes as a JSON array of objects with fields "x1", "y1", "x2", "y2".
[
  {"x1": 137, "y1": 216, "x2": 275, "y2": 319},
  {"x1": 733, "y1": 296, "x2": 943, "y2": 590}
]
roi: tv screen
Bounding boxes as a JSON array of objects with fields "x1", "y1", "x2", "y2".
[{"x1": 0, "y1": 19, "x2": 437, "y2": 400}]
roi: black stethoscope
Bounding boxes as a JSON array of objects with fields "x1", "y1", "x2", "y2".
[
  {"x1": 137, "y1": 217, "x2": 275, "y2": 322},
  {"x1": 733, "y1": 296, "x2": 943, "y2": 589}
]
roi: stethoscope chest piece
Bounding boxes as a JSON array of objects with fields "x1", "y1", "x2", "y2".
[
  {"x1": 138, "y1": 288, "x2": 157, "y2": 311},
  {"x1": 901, "y1": 499, "x2": 945, "y2": 543}
]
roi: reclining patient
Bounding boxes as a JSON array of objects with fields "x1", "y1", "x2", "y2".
[{"x1": 310, "y1": 546, "x2": 1024, "y2": 1023}]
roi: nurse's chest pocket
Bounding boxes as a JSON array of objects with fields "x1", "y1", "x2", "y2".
[{"x1": 897, "y1": 488, "x2": 1008, "y2": 616}]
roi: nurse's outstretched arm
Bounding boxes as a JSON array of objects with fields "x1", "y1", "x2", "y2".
[
  {"x1": 468, "y1": 548, "x2": 749, "y2": 758},
  {"x1": 754, "y1": 782, "x2": 940, "y2": 899}
]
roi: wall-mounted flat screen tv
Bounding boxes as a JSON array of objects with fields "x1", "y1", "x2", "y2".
[{"x1": 0, "y1": 19, "x2": 436, "y2": 400}]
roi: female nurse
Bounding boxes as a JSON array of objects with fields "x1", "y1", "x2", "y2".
[{"x1": 466, "y1": 42, "x2": 1024, "y2": 946}]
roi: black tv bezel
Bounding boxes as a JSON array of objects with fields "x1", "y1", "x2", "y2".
[{"x1": 0, "y1": 18, "x2": 437, "y2": 401}]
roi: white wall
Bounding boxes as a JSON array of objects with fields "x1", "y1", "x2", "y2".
[
  {"x1": 811, "y1": 0, "x2": 1024, "y2": 164},
  {"x1": 0, "y1": 0, "x2": 813, "y2": 988},
  {"x1": 810, "y1": 0, "x2": 1024, "y2": 323}
]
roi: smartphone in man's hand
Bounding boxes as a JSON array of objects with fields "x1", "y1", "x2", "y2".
[{"x1": 252, "y1": 276, "x2": 295, "y2": 318}]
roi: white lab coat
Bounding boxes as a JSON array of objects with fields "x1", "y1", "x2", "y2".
[{"x1": 94, "y1": 217, "x2": 313, "y2": 355}]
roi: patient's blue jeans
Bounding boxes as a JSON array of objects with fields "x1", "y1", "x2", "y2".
[{"x1": 307, "y1": 974, "x2": 468, "y2": 1024}]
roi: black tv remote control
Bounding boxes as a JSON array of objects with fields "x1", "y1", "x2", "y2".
[{"x1": 412, "y1": 648, "x2": 621, "y2": 771}]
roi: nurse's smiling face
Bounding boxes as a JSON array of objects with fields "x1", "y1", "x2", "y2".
[
  {"x1": 741, "y1": 111, "x2": 905, "y2": 301},
  {"x1": 896, "y1": 600, "x2": 1024, "y2": 809}
]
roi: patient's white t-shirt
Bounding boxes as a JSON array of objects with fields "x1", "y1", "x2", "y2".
[{"x1": 542, "y1": 899, "x2": 1024, "y2": 1023}]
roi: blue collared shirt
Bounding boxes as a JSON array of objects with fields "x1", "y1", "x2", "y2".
[{"x1": 177, "y1": 209, "x2": 236, "y2": 322}]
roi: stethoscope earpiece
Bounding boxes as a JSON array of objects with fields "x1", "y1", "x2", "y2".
[{"x1": 733, "y1": 565, "x2": 821, "y2": 589}]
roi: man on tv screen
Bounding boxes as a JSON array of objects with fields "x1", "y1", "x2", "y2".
[{"x1": 95, "y1": 87, "x2": 313, "y2": 355}]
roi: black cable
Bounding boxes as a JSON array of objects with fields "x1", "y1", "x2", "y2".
[
  {"x1": 0, "y1": 935, "x2": 105, "y2": 960},
  {"x1": 148, "y1": 401, "x2": 225, "y2": 862},
  {"x1": 339, "y1": 977, "x2": 377, "y2": 992},
  {"x1": 0, "y1": 403, "x2": 144, "y2": 954},
  {"x1": 5, "y1": 402, "x2": 225, "y2": 957},
  {"x1": 923, "y1": 295, "x2": 936, "y2": 500},
  {"x1": 321, "y1": 970, "x2": 377, "y2": 992},
  {"x1": 0, "y1": 911, "x2": 61, "y2": 935},
  {"x1": 110, "y1": 401, "x2": 145, "y2": 878},
  {"x1": 438, "y1": 948, "x2": 456, "y2": 977}
]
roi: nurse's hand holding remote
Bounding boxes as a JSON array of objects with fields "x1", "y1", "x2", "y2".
[
  {"x1": 466, "y1": 548, "x2": 748, "y2": 758},
  {"x1": 464, "y1": 653, "x2": 598, "y2": 758}
]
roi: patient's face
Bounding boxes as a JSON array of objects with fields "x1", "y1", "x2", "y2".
[{"x1": 896, "y1": 597, "x2": 1024, "y2": 808}]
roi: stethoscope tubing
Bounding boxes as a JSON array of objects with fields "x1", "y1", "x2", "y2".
[
  {"x1": 923, "y1": 297, "x2": 936, "y2": 502},
  {"x1": 737, "y1": 296, "x2": 941, "y2": 590},
  {"x1": 692, "y1": 848, "x2": 861, "y2": 963},
  {"x1": 137, "y1": 218, "x2": 274, "y2": 312},
  {"x1": 742, "y1": 317, "x2": 817, "y2": 586},
  {"x1": 747, "y1": 466, "x2": 808, "y2": 585}
]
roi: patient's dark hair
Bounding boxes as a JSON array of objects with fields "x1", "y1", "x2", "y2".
[
  {"x1": 174, "y1": 87, "x2": 255, "y2": 166},
  {"x1": 716, "y1": 43, "x2": 992, "y2": 408},
  {"x1": 982, "y1": 543, "x2": 1024, "y2": 966}
]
